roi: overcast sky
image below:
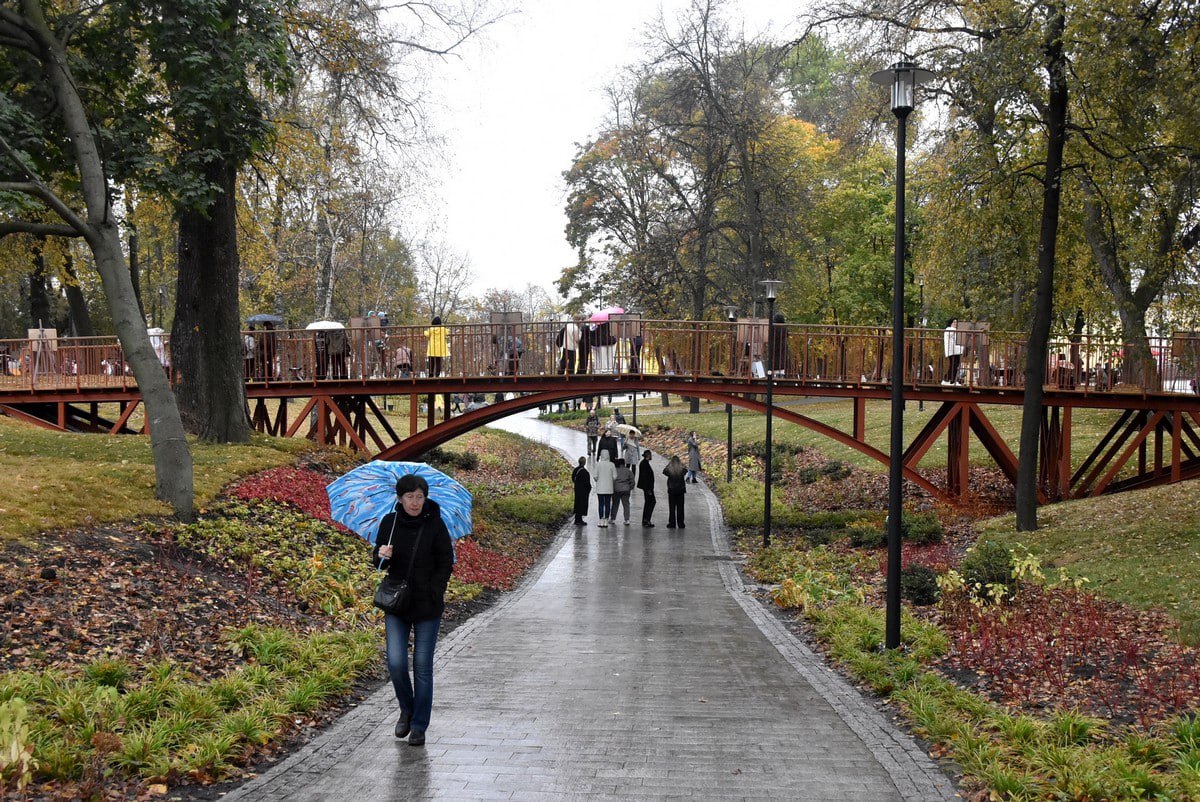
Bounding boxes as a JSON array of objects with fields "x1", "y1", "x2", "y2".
[{"x1": 414, "y1": 0, "x2": 798, "y2": 301}]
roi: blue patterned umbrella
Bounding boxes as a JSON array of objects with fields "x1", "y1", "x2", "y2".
[{"x1": 326, "y1": 461, "x2": 472, "y2": 543}]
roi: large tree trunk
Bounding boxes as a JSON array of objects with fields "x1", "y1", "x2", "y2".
[
  {"x1": 94, "y1": 226, "x2": 195, "y2": 519},
  {"x1": 171, "y1": 161, "x2": 250, "y2": 442},
  {"x1": 19, "y1": 0, "x2": 194, "y2": 519},
  {"x1": 1015, "y1": 5, "x2": 1068, "y2": 532},
  {"x1": 1080, "y1": 185, "x2": 1161, "y2": 390}
]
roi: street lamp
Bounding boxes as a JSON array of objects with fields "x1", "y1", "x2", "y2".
[
  {"x1": 871, "y1": 59, "x2": 934, "y2": 650},
  {"x1": 724, "y1": 305, "x2": 738, "y2": 482},
  {"x1": 761, "y1": 279, "x2": 783, "y2": 548}
]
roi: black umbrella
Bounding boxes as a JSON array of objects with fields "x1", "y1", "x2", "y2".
[{"x1": 246, "y1": 313, "x2": 284, "y2": 325}]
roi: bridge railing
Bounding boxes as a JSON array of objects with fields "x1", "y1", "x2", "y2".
[{"x1": 2, "y1": 324, "x2": 1198, "y2": 396}]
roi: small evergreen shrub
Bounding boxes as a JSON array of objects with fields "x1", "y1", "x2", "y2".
[
  {"x1": 901, "y1": 564, "x2": 941, "y2": 606},
  {"x1": 847, "y1": 523, "x2": 886, "y2": 548},
  {"x1": 901, "y1": 512, "x2": 944, "y2": 545},
  {"x1": 820, "y1": 460, "x2": 851, "y2": 481},
  {"x1": 960, "y1": 539, "x2": 1015, "y2": 589}
]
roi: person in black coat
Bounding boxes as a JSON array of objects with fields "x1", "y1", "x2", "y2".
[
  {"x1": 571, "y1": 456, "x2": 591, "y2": 525},
  {"x1": 663, "y1": 455, "x2": 688, "y2": 528},
  {"x1": 596, "y1": 429, "x2": 619, "y2": 463},
  {"x1": 372, "y1": 474, "x2": 454, "y2": 746},
  {"x1": 637, "y1": 449, "x2": 656, "y2": 527}
]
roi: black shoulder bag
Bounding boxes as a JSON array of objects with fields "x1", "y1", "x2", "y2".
[{"x1": 373, "y1": 516, "x2": 425, "y2": 615}]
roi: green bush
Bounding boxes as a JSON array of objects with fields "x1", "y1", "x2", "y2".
[
  {"x1": 901, "y1": 512, "x2": 944, "y2": 545},
  {"x1": 960, "y1": 539, "x2": 1015, "y2": 589},
  {"x1": 847, "y1": 524, "x2": 886, "y2": 548},
  {"x1": 423, "y1": 447, "x2": 478, "y2": 471},
  {"x1": 901, "y1": 564, "x2": 940, "y2": 605}
]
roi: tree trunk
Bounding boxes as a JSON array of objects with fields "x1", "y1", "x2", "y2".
[
  {"x1": 19, "y1": 0, "x2": 194, "y2": 520},
  {"x1": 171, "y1": 161, "x2": 250, "y2": 442},
  {"x1": 94, "y1": 227, "x2": 195, "y2": 519},
  {"x1": 62, "y1": 252, "x2": 95, "y2": 337},
  {"x1": 29, "y1": 243, "x2": 51, "y2": 327},
  {"x1": 129, "y1": 228, "x2": 145, "y2": 321},
  {"x1": 1015, "y1": 5, "x2": 1068, "y2": 532}
]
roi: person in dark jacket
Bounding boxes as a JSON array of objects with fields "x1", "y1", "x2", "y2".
[
  {"x1": 663, "y1": 455, "x2": 688, "y2": 528},
  {"x1": 584, "y1": 410, "x2": 600, "y2": 456},
  {"x1": 571, "y1": 456, "x2": 591, "y2": 525},
  {"x1": 637, "y1": 449, "x2": 656, "y2": 527},
  {"x1": 611, "y1": 458, "x2": 635, "y2": 525},
  {"x1": 596, "y1": 428, "x2": 619, "y2": 463},
  {"x1": 371, "y1": 474, "x2": 455, "y2": 746}
]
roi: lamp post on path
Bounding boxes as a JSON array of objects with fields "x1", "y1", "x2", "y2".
[
  {"x1": 871, "y1": 59, "x2": 934, "y2": 651},
  {"x1": 761, "y1": 280, "x2": 782, "y2": 549},
  {"x1": 725, "y1": 305, "x2": 738, "y2": 483}
]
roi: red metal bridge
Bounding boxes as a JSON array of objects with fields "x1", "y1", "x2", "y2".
[{"x1": 3, "y1": 319, "x2": 1200, "y2": 505}]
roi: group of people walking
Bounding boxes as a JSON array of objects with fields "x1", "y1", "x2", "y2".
[{"x1": 572, "y1": 415, "x2": 701, "y2": 529}]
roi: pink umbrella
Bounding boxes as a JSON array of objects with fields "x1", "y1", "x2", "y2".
[{"x1": 589, "y1": 306, "x2": 625, "y2": 323}]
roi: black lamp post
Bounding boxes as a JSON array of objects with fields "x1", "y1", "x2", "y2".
[
  {"x1": 871, "y1": 59, "x2": 933, "y2": 651},
  {"x1": 724, "y1": 305, "x2": 738, "y2": 483},
  {"x1": 761, "y1": 280, "x2": 782, "y2": 548}
]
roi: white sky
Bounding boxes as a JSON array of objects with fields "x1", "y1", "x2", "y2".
[{"x1": 416, "y1": 0, "x2": 799, "y2": 301}]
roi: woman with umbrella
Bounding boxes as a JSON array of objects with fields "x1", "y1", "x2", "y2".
[{"x1": 371, "y1": 474, "x2": 454, "y2": 746}]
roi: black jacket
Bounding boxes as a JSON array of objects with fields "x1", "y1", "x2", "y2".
[
  {"x1": 371, "y1": 499, "x2": 454, "y2": 622},
  {"x1": 637, "y1": 458, "x2": 655, "y2": 492},
  {"x1": 663, "y1": 462, "x2": 688, "y2": 494}
]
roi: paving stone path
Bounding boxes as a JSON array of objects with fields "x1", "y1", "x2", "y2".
[{"x1": 223, "y1": 411, "x2": 957, "y2": 801}]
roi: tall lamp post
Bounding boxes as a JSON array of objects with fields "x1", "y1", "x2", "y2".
[
  {"x1": 725, "y1": 305, "x2": 738, "y2": 483},
  {"x1": 761, "y1": 280, "x2": 782, "y2": 548},
  {"x1": 871, "y1": 59, "x2": 934, "y2": 651}
]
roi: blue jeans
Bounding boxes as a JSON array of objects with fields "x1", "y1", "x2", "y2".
[
  {"x1": 597, "y1": 493, "x2": 612, "y2": 520},
  {"x1": 685, "y1": 469, "x2": 697, "y2": 482},
  {"x1": 385, "y1": 614, "x2": 441, "y2": 732}
]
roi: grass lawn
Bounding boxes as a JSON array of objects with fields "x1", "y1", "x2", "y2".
[
  {"x1": 0, "y1": 416, "x2": 307, "y2": 540},
  {"x1": 625, "y1": 395, "x2": 1126, "y2": 473},
  {"x1": 978, "y1": 483, "x2": 1200, "y2": 644}
]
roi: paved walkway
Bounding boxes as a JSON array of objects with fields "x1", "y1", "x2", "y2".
[{"x1": 224, "y1": 412, "x2": 956, "y2": 801}]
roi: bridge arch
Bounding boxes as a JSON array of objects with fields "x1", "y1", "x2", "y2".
[{"x1": 376, "y1": 386, "x2": 949, "y2": 503}]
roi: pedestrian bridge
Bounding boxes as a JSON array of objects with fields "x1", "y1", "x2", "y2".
[{"x1": 2, "y1": 319, "x2": 1199, "y2": 504}]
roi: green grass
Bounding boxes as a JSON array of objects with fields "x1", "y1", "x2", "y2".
[
  {"x1": 979, "y1": 483, "x2": 1200, "y2": 644},
  {"x1": 0, "y1": 416, "x2": 307, "y2": 540},
  {"x1": 633, "y1": 396, "x2": 1125, "y2": 473}
]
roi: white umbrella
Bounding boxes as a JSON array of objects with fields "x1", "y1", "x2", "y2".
[
  {"x1": 146, "y1": 327, "x2": 165, "y2": 336},
  {"x1": 614, "y1": 423, "x2": 641, "y2": 438},
  {"x1": 306, "y1": 320, "x2": 345, "y2": 330}
]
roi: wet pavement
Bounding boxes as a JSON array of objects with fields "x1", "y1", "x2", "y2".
[{"x1": 223, "y1": 411, "x2": 956, "y2": 801}]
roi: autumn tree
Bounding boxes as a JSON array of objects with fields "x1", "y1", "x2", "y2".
[{"x1": 0, "y1": 0, "x2": 194, "y2": 518}]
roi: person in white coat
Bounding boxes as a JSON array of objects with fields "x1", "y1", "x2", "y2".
[
  {"x1": 592, "y1": 451, "x2": 617, "y2": 527},
  {"x1": 559, "y1": 320, "x2": 582, "y2": 374},
  {"x1": 943, "y1": 318, "x2": 963, "y2": 384}
]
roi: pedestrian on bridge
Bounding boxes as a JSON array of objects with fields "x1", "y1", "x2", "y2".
[
  {"x1": 637, "y1": 449, "x2": 656, "y2": 527},
  {"x1": 943, "y1": 318, "x2": 963, "y2": 384},
  {"x1": 424, "y1": 316, "x2": 448, "y2": 377},
  {"x1": 593, "y1": 452, "x2": 616, "y2": 528},
  {"x1": 371, "y1": 474, "x2": 454, "y2": 747},
  {"x1": 663, "y1": 456, "x2": 688, "y2": 528},
  {"x1": 558, "y1": 319, "x2": 582, "y2": 374},
  {"x1": 572, "y1": 457, "x2": 591, "y2": 525}
]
